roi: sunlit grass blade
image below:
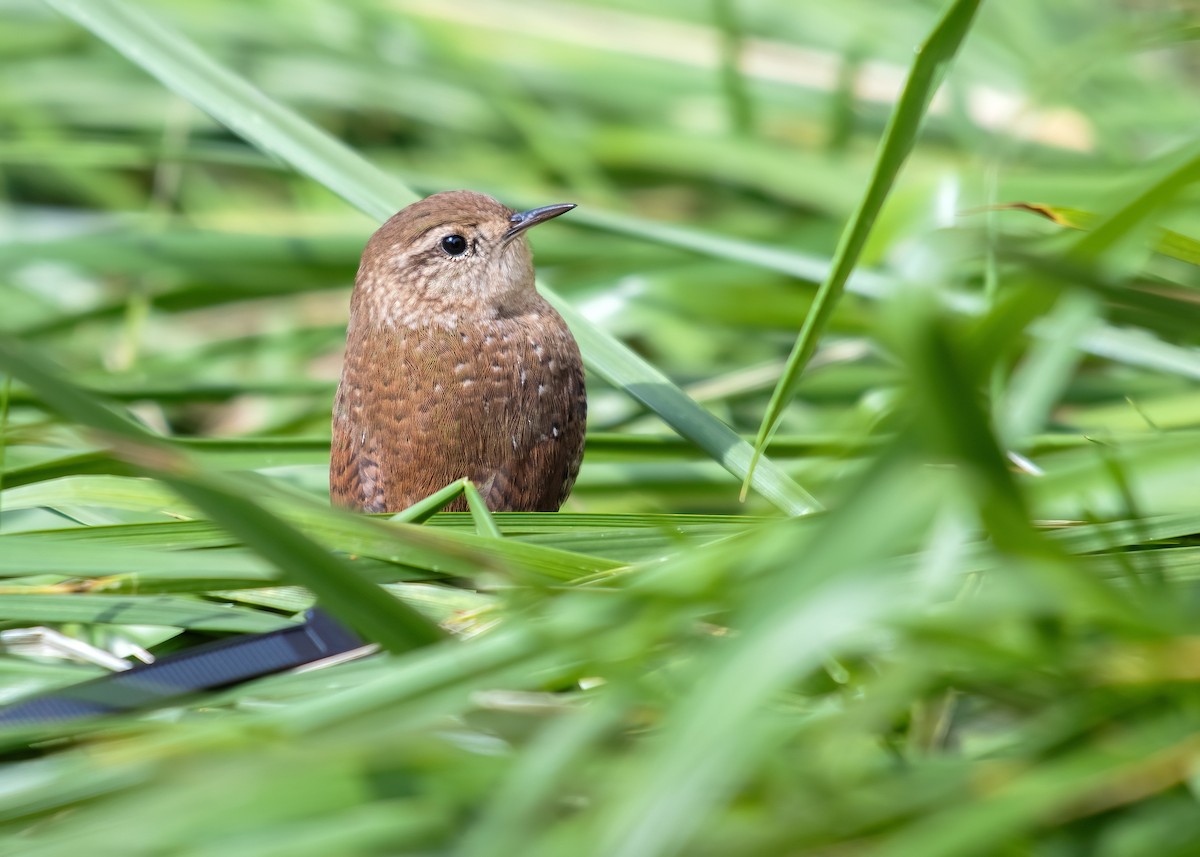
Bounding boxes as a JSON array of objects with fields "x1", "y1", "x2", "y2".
[
  {"x1": 1000, "y1": 291, "x2": 1100, "y2": 446},
  {"x1": 0, "y1": 536, "x2": 270, "y2": 580},
  {"x1": 0, "y1": 593, "x2": 289, "y2": 633},
  {"x1": 2, "y1": 474, "x2": 187, "y2": 515},
  {"x1": 0, "y1": 375, "x2": 10, "y2": 510},
  {"x1": 40, "y1": 0, "x2": 416, "y2": 219},
  {"x1": 744, "y1": 0, "x2": 983, "y2": 495},
  {"x1": 987, "y1": 202, "x2": 1200, "y2": 266},
  {"x1": 463, "y1": 480, "x2": 502, "y2": 538},
  {"x1": 1071, "y1": 140, "x2": 1200, "y2": 260}
]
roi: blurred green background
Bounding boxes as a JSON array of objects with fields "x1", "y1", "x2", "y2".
[{"x1": 4, "y1": 0, "x2": 1200, "y2": 854}]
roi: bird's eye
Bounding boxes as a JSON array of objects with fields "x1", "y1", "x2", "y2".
[{"x1": 440, "y1": 234, "x2": 468, "y2": 256}]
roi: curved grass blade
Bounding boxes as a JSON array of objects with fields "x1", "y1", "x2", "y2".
[
  {"x1": 987, "y1": 202, "x2": 1200, "y2": 267},
  {"x1": 0, "y1": 593, "x2": 288, "y2": 633},
  {"x1": 743, "y1": 0, "x2": 983, "y2": 496},
  {"x1": 0, "y1": 536, "x2": 272, "y2": 580},
  {"x1": 999, "y1": 291, "x2": 1100, "y2": 446},
  {"x1": 42, "y1": 0, "x2": 817, "y2": 515},
  {"x1": 1070, "y1": 142, "x2": 1200, "y2": 260},
  {"x1": 0, "y1": 375, "x2": 10, "y2": 514}
]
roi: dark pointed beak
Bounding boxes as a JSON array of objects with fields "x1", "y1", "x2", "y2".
[{"x1": 503, "y1": 203, "x2": 576, "y2": 243}]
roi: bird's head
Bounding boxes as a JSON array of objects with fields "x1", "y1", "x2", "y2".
[{"x1": 354, "y1": 190, "x2": 574, "y2": 325}]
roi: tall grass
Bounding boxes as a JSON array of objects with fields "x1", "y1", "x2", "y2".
[{"x1": 3, "y1": 0, "x2": 1200, "y2": 854}]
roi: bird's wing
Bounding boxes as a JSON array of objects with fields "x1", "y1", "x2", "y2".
[{"x1": 330, "y1": 380, "x2": 389, "y2": 513}]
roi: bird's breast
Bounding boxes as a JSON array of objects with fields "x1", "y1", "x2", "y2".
[{"x1": 332, "y1": 304, "x2": 584, "y2": 511}]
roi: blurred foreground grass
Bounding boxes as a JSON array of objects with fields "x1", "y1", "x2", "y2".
[{"x1": 4, "y1": 0, "x2": 1200, "y2": 854}]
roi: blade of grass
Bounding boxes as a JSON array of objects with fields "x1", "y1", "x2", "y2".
[
  {"x1": 999, "y1": 291, "x2": 1100, "y2": 446},
  {"x1": 2, "y1": 472, "x2": 625, "y2": 583},
  {"x1": 986, "y1": 202, "x2": 1200, "y2": 266},
  {"x1": 743, "y1": 0, "x2": 983, "y2": 495},
  {"x1": 0, "y1": 374, "x2": 10, "y2": 515},
  {"x1": 463, "y1": 481, "x2": 503, "y2": 539},
  {"x1": 0, "y1": 593, "x2": 289, "y2": 633},
  {"x1": 1070, "y1": 141, "x2": 1200, "y2": 260},
  {"x1": 0, "y1": 537, "x2": 271, "y2": 580}
]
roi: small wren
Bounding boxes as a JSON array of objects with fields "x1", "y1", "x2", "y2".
[{"x1": 330, "y1": 190, "x2": 586, "y2": 513}]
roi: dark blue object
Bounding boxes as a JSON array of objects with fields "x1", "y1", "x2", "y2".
[{"x1": 0, "y1": 609, "x2": 365, "y2": 727}]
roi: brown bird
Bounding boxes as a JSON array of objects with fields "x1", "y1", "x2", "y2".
[{"x1": 330, "y1": 190, "x2": 586, "y2": 513}]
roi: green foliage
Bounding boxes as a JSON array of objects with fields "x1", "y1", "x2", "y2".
[{"x1": 3, "y1": 0, "x2": 1200, "y2": 854}]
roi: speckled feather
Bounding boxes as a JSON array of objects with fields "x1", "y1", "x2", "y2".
[{"x1": 330, "y1": 191, "x2": 586, "y2": 513}]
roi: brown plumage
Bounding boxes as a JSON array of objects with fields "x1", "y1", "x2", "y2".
[{"x1": 330, "y1": 190, "x2": 586, "y2": 513}]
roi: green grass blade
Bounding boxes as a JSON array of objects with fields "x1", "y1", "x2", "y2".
[
  {"x1": 0, "y1": 594, "x2": 289, "y2": 633},
  {"x1": 990, "y1": 202, "x2": 1200, "y2": 267},
  {"x1": 1000, "y1": 291, "x2": 1100, "y2": 446},
  {"x1": 463, "y1": 481, "x2": 503, "y2": 538},
  {"x1": 1071, "y1": 141, "x2": 1200, "y2": 260},
  {"x1": 0, "y1": 536, "x2": 271, "y2": 580},
  {"x1": 745, "y1": 0, "x2": 983, "y2": 492}
]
